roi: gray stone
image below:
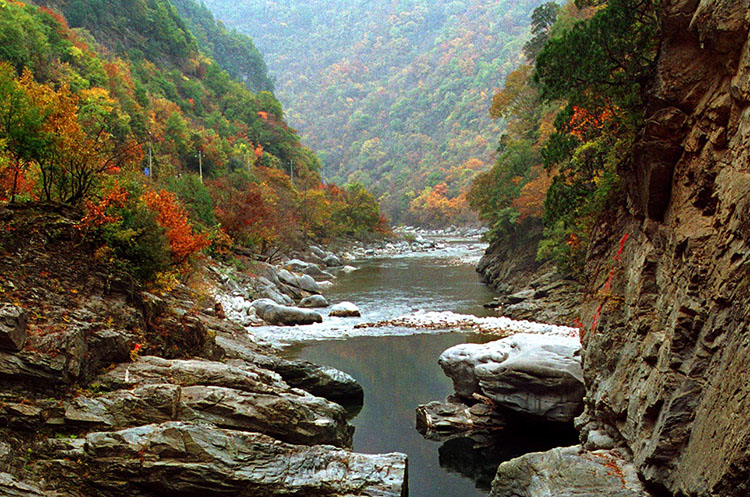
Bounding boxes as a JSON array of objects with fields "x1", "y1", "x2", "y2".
[
  {"x1": 329, "y1": 301, "x2": 361, "y2": 317},
  {"x1": 0, "y1": 304, "x2": 27, "y2": 351},
  {"x1": 506, "y1": 289, "x2": 535, "y2": 304},
  {"x1": 43, "y1": 422, "x2": 407, "y2": 497},
  {"x1": 490, "y1": 446, "x2": 650, "y2": 497},
  {"x1": 98, "y1": 355, "x2": 286, "y2": 392},
  {"x1": 216, "y1": 335, "x2": 364, "y2": 406},
  {"x1": 297, "y1": 274, "x2": 321, "y2": 294},
  {"x1": 259, "y1": 285, "x2": 295, "y2": 306},
  {"x1": 299, "y1": 295, "x2": 330, "y2": 308},
  {"x1": 252, "y1": 299, "x2": 323, "y2": 326},
  {"x1": 277, "y1": 268, "x2": 300, "y2": 288},
  {"x1": 324, "y1": 254, "x2": 343, "y2": 267},
  {"x1": 302, "y1": 264, "x2": 334, "y2": 280},
  {"x1": 439, "y1": 333, "x2": 584, "y2": 422},
  {"x1": 416, "y1": 398, "x2": 505, "y2": 441}
]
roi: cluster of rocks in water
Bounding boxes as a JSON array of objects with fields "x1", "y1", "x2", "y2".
[
  {"x1": 417, "y1": 332, "x2": 651, "y2": 496},
  {"x1": 213, "y1": 245, "x2": 363, "y2": 328}
]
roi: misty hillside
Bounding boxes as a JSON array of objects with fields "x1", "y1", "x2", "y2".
[{"x1": 203, "y1": 0, "x2": 547, "y2": 224}]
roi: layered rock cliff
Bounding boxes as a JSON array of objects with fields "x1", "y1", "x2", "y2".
[{"x1": 578, "y1": 1, "x2": 750, "y2": 496}]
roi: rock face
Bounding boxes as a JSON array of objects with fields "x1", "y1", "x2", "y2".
[
  {"x1": 0, "y1": 304, "x2": 26, "y2": 352},
  {"x1": 574, "y1": 2, "x2": 750, "y2": 496},
  {"x1": 252, "y1": 299, "x2": 323, "y2": 326},
  {"x1": 490, "y1": 446, "x2": 650, "y2": 497},
  {"x1": 439, "y1": 334, "x2": 584, "y2": 423},
  {"x1": 42, "y1": 422, "x2": 407, "y2": 497}
]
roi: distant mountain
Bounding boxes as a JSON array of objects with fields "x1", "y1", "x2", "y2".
[{"x1": 202, "y1": 0, "x2": 546, "y2": 225}]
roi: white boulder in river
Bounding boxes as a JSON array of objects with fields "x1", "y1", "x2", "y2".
[
  {"x1": 329, "y1": 302, "x2": 361, "y2": 317},
  {"x1": 438, "y1": 333, "x2": 584, "y2": 423}
]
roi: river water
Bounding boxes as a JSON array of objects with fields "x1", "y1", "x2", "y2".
[{"x1": 257, "y1": 236, "x2": 575, "y2": 496}]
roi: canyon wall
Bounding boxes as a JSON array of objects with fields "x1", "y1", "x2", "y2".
[{"x1": 579, "y1": 1, "x2": 750, "y2": 495}]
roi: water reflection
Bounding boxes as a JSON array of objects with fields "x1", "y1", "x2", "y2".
[{"x1": 436, "y1": 424, "x2": 579, "y2": 490}]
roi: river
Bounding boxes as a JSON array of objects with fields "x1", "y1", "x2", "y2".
[{"x1": 256, "y1": 236, "x2": 576, "y2": 496}]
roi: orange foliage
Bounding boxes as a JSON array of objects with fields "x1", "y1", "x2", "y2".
[
  {"x1": 141, "y1": 189, "x2": 209, "y2": 263},
  {"x1": 568, "y1": 105, "x2": 615, "y2": 140},
  {"x1": 512, "y1": 166, "x2": 553, "y2": 221}
]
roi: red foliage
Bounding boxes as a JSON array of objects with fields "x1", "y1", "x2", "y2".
[
  {"x1": 141, "y1": 189, "x2": 209, "y2": 263},
  {"x1": 78, "y1": 181, "x2": 129, "y2": 229}
]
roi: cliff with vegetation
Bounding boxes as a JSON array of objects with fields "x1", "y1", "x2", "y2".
[
  {"x1": 478, "y1": 1, "x2": 749, "y2": 496},
  {"x1": 202, "y1": 0, "x2": 548, "y2": 225},
  {"x1": 577, "y1": 1, "x2": 750, "y2": 495}
]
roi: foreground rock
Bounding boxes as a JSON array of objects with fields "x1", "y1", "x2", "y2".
[
  {"x1": 439, "y1": 333, "x2": 584, "y2": 422},
  {"x1": 97, "y1": 356, "x2": 353, "y2": 447},
  {"x1": 490, "y1": 446, "x2": 650, "y2": 497},
  {"x1": 330, "y1": 301, "x2": 361, "y2": 317},
  {"x1": 253, "y1": 299, "x2": 323, "y2": 326},
  {"x1": 43, "y1": 422, "x2": 407, "y2": 497}
]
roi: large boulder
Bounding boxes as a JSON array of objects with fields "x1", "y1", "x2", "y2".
[
  {"x1": 490, "y1": 446, "x2": 650, "y2": 497},
  {"x1": 0, "y1": 304, "x2": 27, "y2": 351},
  {"x1": 96, "y1": 356, "x2": 353, "y2": 447},
  {"x1": 42, "y1": 422, "x2": 407, "y2": 497},
  {"x1": 252, "y1": 299, "x2": 323, "y2": 326},
  {"x1": 439, "y1": 333, "x2": 584, "y2": 422}
]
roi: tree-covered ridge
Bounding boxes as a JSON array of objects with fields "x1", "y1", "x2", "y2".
[
  {"x1": 169, "y1": 0, "x2": 274, "y2": 93},
  {"x1": 1, "y1": 0, "x2": 385, "y2": 280},
  {"x1": 202, "y1": 0, "x2": 548, "y2": 225}
]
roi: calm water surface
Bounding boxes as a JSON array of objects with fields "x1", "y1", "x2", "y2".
[{"x1": 278, "y1": 238, "x2": 574, "y2": 496}]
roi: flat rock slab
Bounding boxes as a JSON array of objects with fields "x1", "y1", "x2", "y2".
[
  {"x1": 439, "y1": 333, "x2": 584, "y2": 422},
  {"x1": 43, "y1": 422, "x2": 407, "y2": 497},
  {"x1": 490, "y1": 446, "x2": 651, "y2": 497}
]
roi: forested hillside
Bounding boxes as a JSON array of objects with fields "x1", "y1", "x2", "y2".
[
  {"x1": 203, "y1": 0, "x2": 547, "y2": 225},
  {"x1": 0, "y1": 0, "x2": 384, "y2": 282}
]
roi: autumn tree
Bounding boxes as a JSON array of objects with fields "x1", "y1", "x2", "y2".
[
  {"x1": 141, "y1": 189, "x2": 209, "y2": 264},
  {"x1": 0, "y1": 64, "x2": 47, "y2": 201}
]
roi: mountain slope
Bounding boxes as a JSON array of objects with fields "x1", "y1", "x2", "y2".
[{"x1": 203, "y1": 0, "x2": 547, "y2": 224}]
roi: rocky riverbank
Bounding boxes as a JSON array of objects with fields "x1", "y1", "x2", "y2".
[{"x1": 0, "y1": 203, "x2": 406, "y2": 496}]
